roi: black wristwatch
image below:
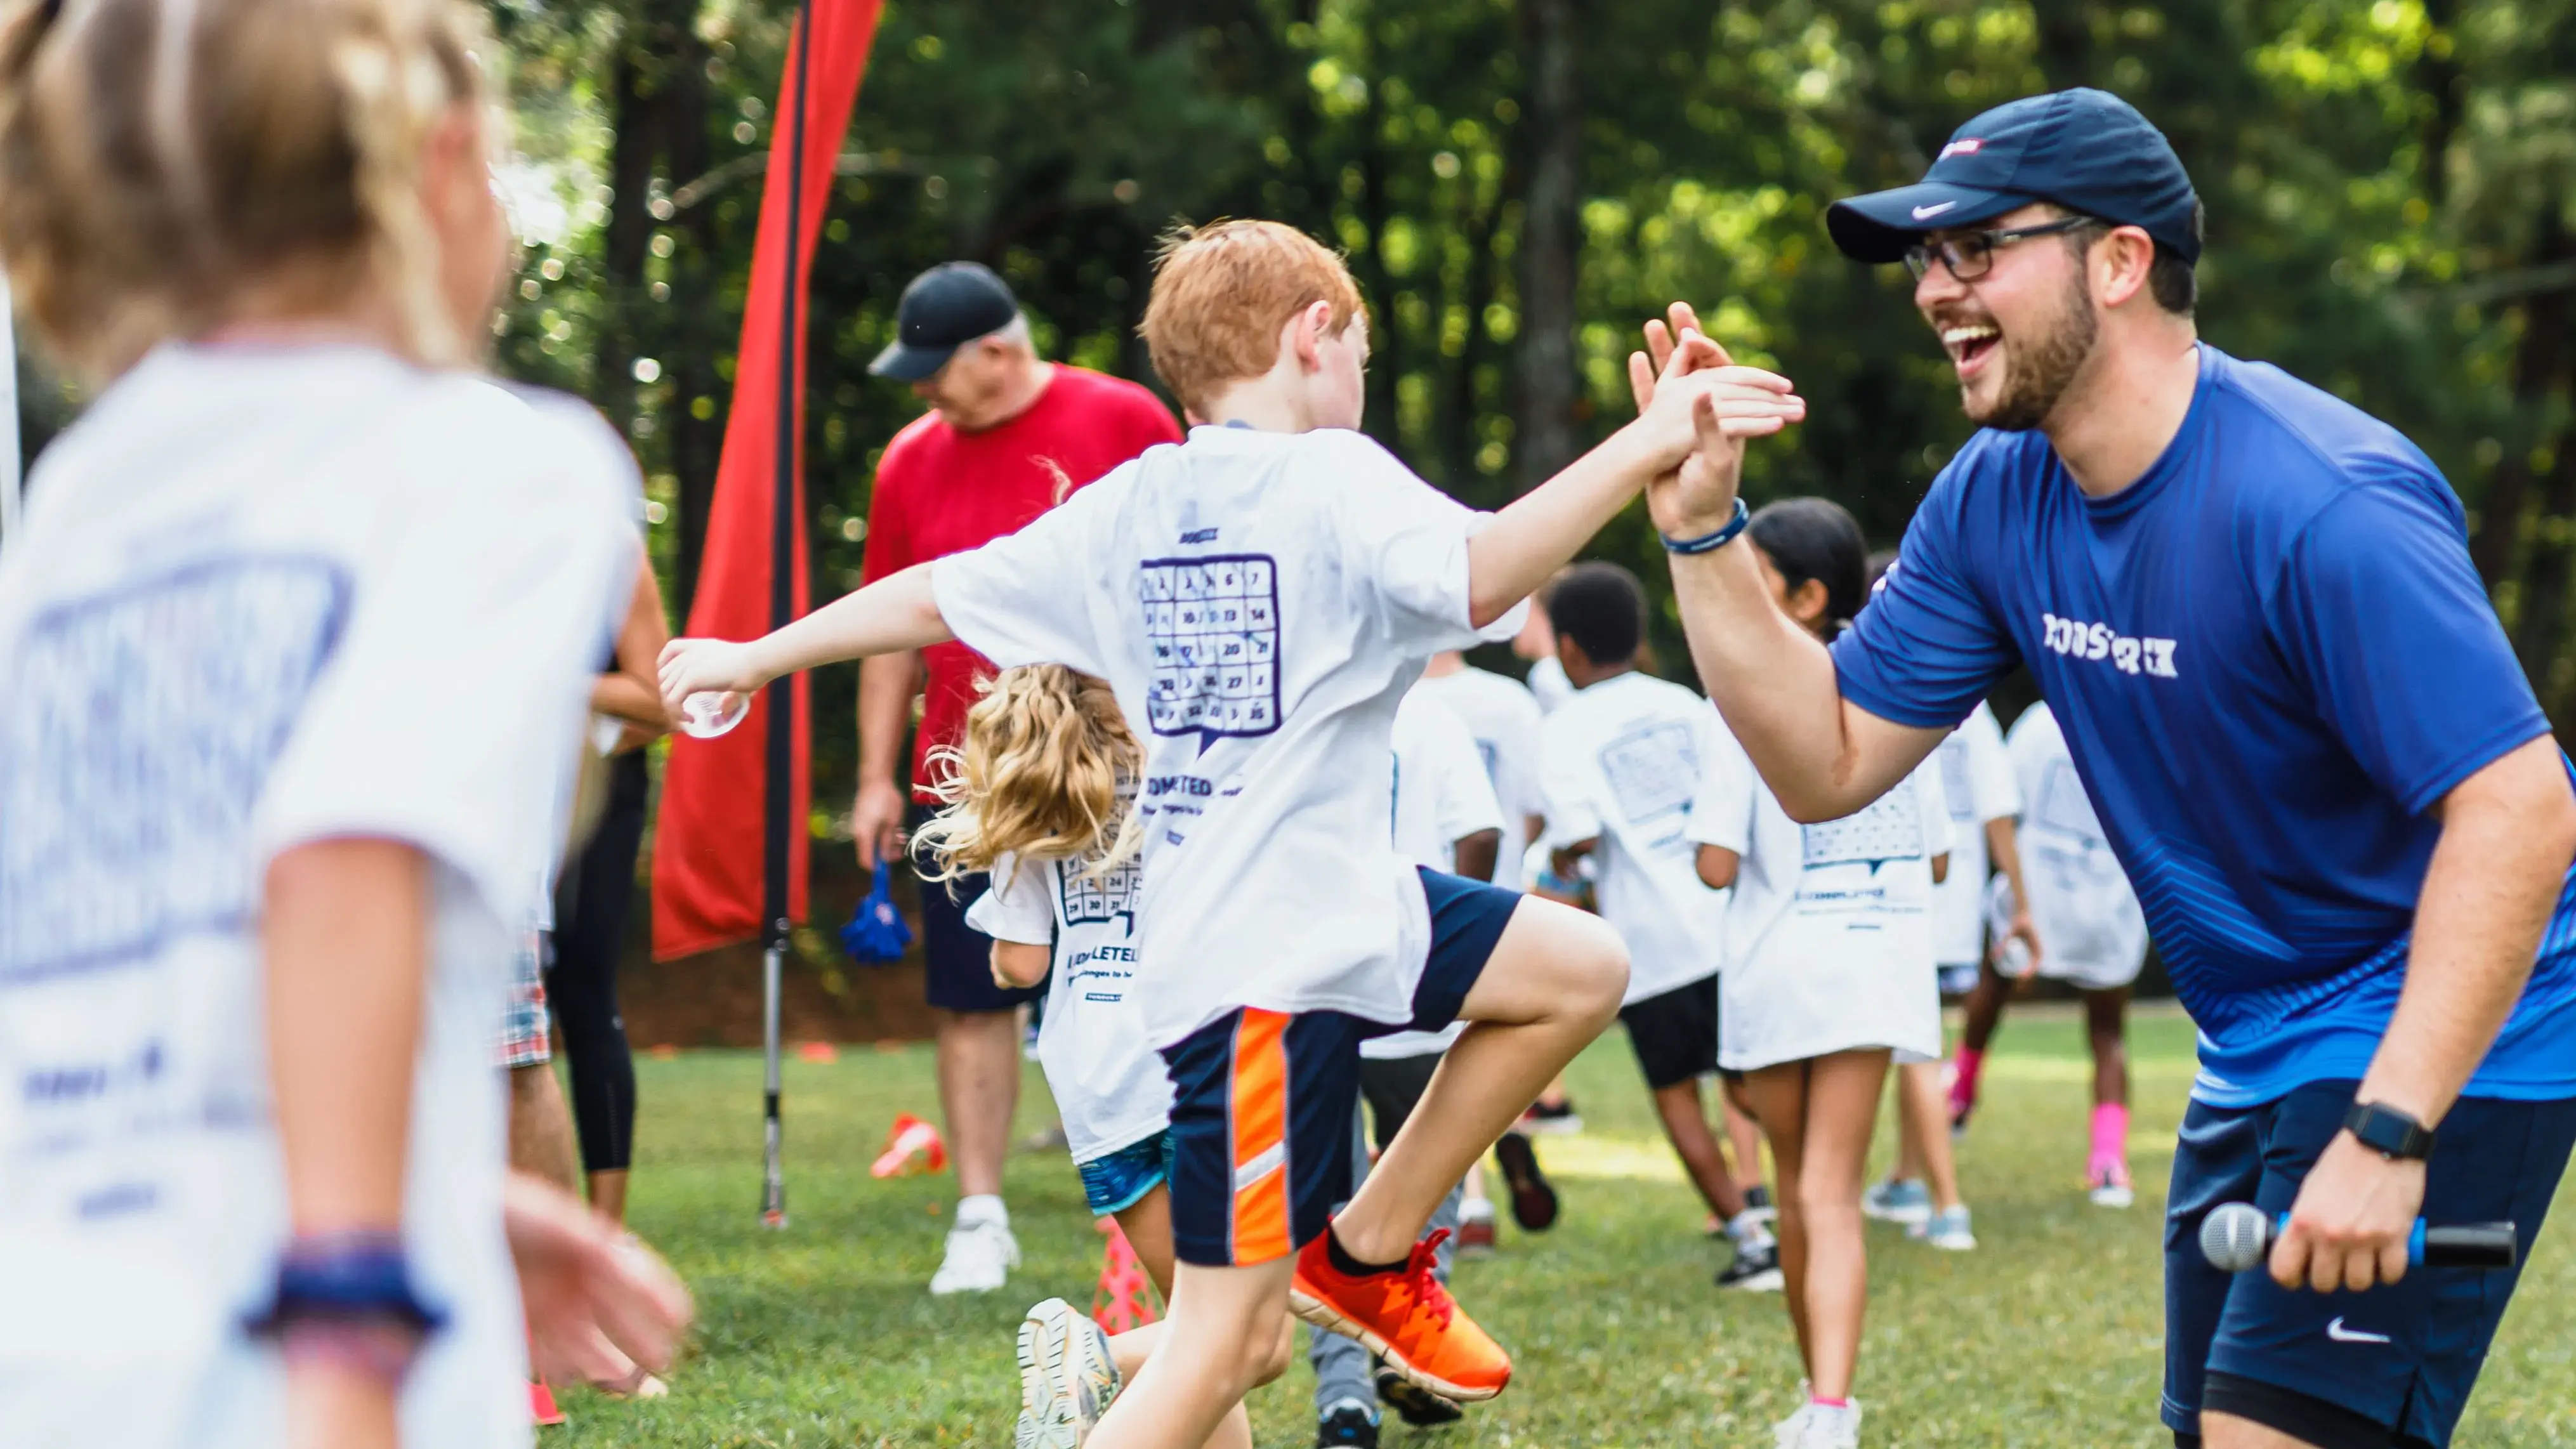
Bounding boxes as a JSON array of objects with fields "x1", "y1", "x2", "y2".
[{"x1": 2343, "y1": 1101, "x2": 2436, "y2": 1161}]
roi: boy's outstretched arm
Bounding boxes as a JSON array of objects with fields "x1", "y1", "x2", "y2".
[
  {"x1": 659, "y1": 562, "x2": 952, "y2": 718},
  {"x1": 1462, "y1": 325, "x2": 1805, "y2": 627}
]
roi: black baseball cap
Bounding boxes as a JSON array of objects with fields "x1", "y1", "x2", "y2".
[
  {"x1": 1827, "y1": 88, "x2": 2201, "y2": 266},
  {"x1": 868, "y1": 261, "x2": 1022, "y2": 381}
]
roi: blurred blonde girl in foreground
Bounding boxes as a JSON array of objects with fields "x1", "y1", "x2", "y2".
[{"x1": 0, "y1": 1, "x2": 688, "y2": 1446}]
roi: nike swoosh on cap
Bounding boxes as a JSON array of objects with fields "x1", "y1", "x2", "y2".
[
  {"x1": 1910, "y1": 201, "x2": 1958, "y2": 220},
  {"x1": 2326, "y1": 1316, "x2": 2391, "y2": 1344}
]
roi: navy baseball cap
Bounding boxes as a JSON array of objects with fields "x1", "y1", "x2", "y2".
[
  {"x1": 869, "y1": 261, "x2": 1022, "y2": 381},
  {"x1": 1827, "y1": 89, "x2": 2201, "y2": 266}
]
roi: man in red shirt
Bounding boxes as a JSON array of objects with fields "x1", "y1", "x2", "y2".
[{"x1": 856, "y1": 262, "x2": 1181, "y2": 1295}]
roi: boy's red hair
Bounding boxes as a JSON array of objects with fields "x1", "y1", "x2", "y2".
[{"x1": 1139, "y1": 220, "x2": 1364, "y2": 419}]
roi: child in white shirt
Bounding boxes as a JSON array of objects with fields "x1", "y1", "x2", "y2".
[
  {"x1": 1536, "y1": 562, "x2": 1778, "y2": 1290},
  {"x1": 1968, "y1": 700, "x2": 2152, "y2": 1207},
  {"x1": 1687, "y1": 500, "x2": 1950, "y2": 1448},
  {"x1": 659, "y1": 219, "x2": 1806, "y2": 1447},
  {"x1": 0, "y1": 6, "x2": 688, "y2": 1446}
]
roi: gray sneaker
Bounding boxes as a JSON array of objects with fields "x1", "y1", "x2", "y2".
[
  {"x1": 1015, "y1": 1298, "x2": 1119, "y2": 1448},
  {"x1": 1910, "y1": 1204, "x2": 1977, "y2": 1251},
  {"x1": 1861, "y1": 1177, "x2": 1932, "y2": 1227}
]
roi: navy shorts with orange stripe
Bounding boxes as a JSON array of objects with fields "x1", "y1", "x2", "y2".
[{"x1": 1163, "y1": 868, "x2": 1521, "y2": 1267}]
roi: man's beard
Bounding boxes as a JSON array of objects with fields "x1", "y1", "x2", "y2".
[{"x1": 1967, "y1": 270, "x2": 2098, "y2": 432}]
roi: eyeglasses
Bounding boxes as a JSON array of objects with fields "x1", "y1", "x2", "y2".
[{"x1": 1903, "y1": 215, "x2": 2101, "y2": 281}]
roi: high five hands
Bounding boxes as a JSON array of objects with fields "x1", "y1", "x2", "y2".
[{"x1": 1627, "y1": 302, "x2": 1806, "y2": 539}]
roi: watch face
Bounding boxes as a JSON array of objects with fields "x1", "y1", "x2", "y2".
[{"x1": 2348, "y1": 1103, "x2": 2432, "y2": 1158}]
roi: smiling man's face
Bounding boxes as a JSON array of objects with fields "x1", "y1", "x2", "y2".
[{"x1": 1914, "y1": 203, "x2": 2101, "y2": 431}]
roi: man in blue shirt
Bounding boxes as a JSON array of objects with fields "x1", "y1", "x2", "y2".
[{"x1": 1632, "y1": 89, "x2": 2576, "y2": 1449}]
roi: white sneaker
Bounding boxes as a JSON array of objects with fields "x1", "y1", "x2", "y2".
[
  {"x1": 1796, "y1": 1400, "x2": 1863, "y2": 1448},
  {"x1": 930, "y1": 1215, "x2": 1020, "y2": 1295},
  {"x1": 2089, "y1": 1161, "x2": 2137, "y2": 1209},
  {"x1": 1015, "y1": 1297, "x2": 1119, "y2": 1448},
  {"x1": 1771, "y1": 1401, "x2": 1815, "y2": 1448}
]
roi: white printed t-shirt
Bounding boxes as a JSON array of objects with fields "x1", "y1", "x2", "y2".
[
  {"x1": 967, "y1": 843, "x2": 1171, "y2": 1164},
  {"x1": 1693, "y1": 716, "x2": 1954, "y2": 1071},
  {"x1": 0, "y1": 344, "x2": 636, "y2": 1449},
  {"x1": 1367, "y1": 688, "x2": 1509, "y2": 1060},
  {"x1": 2004, "y1": 702, "x2": 2148, "y2": 987},
  {"x1": 1539, "y1": 671, "x2": 1730, "y2": 1006},
  {"x1": 1414, "y1": 664, "x2": 1547, "y2": 884},
  {"x1": 1525, "y1": 655, "x2": 1574, "y2": 714},
  {"x1": 1929, "y1": 700, "x2": 2018, "y2": 967},
  {"x1": 931, "y1": 424, "x2": 1521, "y2": 1048}
]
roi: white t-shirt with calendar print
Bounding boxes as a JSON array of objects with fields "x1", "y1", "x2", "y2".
[
  {"x1": 1413, "y1": 665, "x2": 1547, "y2": 885},
  {"x1": 1366, "y1": 687, "x2": 1509, "y2": 1060},
  {"x1": 931, "y1": 424, "x2": 1523, "y2": 1047},
  {"x1": 1929, "y1": 700, "x2": 2019, "y2": 967},
  {"x1": 1538, "y1": 671, "x2": 1730, "y2": 1005},
  {"x1": 1692, "y1": 713, "x2": 1954, "y2": 1071},
  {"x1": 0, "y1": 344, "x2": 636, "y2": 1449},
  {"x1": 2004, "y1": 702, "x2": 2148, "y2": 986},
  {"x1": 966, "y1": 845, "x2": 1172, "y2": 1164}
]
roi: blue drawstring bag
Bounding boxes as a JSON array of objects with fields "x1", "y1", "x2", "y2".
[{"x1": 840, "y1": 861, "x2": 914, "y2": 964}]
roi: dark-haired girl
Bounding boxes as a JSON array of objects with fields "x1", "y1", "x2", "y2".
[{"x1": 1686, "y1": 499, "x2": 1952, "y2": 1449}]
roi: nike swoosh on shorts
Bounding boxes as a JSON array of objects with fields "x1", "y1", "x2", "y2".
[{"x1": 2326, "y1": 1316, "x2": 2391, "y2": 1344}]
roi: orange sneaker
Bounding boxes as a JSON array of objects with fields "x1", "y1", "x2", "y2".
[{"x1": 1289, "y1": 1228, "x2": 1510, "y2": 1401}]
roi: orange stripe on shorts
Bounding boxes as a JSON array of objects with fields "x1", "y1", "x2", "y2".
[{"x1": 1228, "y1": 1008, "x2": 1292, "y2": 1264}]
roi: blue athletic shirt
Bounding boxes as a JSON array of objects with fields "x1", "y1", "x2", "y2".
[{"x1": 1834, "y1": 344, "x2": 2576, "y2": 1107}]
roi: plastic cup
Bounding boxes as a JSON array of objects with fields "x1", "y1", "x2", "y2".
[{"x1": 678, "y1": 690, "x2": 749, "y2": 739}]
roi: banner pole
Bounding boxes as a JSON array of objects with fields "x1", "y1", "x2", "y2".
[
  {"x1": 1, "y1": 270, "x2": 20, "y2": 546},
  {"x1": 759, "y1": 0, "x2": 814, "y2": 1232}
]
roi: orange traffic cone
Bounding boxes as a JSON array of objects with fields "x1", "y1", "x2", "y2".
[
  {"x1": 529, "y1": 1380, "x2": 566, "y2": 1427},
  {"x1": 1091, "y1": 1217, "x2": 1162, "y2": 1334},
  {"x1": 870, "y1": 1112, "x2": 948, "y2": 1178}
]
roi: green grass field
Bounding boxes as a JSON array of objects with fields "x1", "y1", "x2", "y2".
[{"x1": 551, "y1": 1004, "x2": 2576, "y2": 1446}]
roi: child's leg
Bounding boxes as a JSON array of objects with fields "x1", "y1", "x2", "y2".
[
  {"x1": 1744, "y1": 1063, "x2": 1817, "y2": 1374},
  {"x1": 1650, "y1": 1077, "x2": 1749, "y2": 1221},
  {"x1": 1785, "y1": 1050, "x2": 1891, "y2": 1401},
  {"x1": 1331, "y1": 898, "x2": 1624, "y2": 1262},
  {"x1": 1722, "y1": 1077, "x2": 1767, "y2": 1195},
  {"x1": 1089, "y1": 1261, "x2": 1296, "y2": 1449},
  {"x1": 1952, "y1": 961, "x2": 2009, "y2": 1120},
  {"x1": 1107, "y1": 1186, "x2": 1258, "y2": 1449},
  {"x1": 2084, "y1": 986, "x2": 2132, "y2": 1183},
  {"x1": 1896, "y1": 1061, "x2": 1964, "y2": 1212}
]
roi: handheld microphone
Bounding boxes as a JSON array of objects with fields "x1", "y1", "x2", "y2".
[{"x1": 2199, "y1": 1202, "x2": 2518, "y2": 1273}]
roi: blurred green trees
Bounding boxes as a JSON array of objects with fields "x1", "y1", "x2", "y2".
[{"x1": 480, "y1": 0, "x2": 2576, "y2": 801}]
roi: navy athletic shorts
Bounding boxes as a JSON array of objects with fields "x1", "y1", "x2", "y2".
[
  {"x1": 2162, "y1": 1079, "x2": 2576, "y2": 1447},
  {"x1": 909, "y1": 804, "x2": 1041, "y2": 1015},
  {"x1": 1162, "y1": 868, "x2": 1521, "y2": 1266}
]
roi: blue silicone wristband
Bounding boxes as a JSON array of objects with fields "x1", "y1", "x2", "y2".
[
  {"x1": 244, "y1": 1233, "x2": 449, "y2": 1339},
  {"x1": 1660, "y1": 496, "x2": 1751, "y2": 556}
]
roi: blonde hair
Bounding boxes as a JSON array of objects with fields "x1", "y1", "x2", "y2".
[
  {"x1": 914, "y1": 665, "x2": 1142, "y2": 885},
  {"x1": 0, "y1": 0, "x2": 490, "y2": 384},
  {"x1": 1138, "y1": 219, "x2": 1364, "y2": 419}
]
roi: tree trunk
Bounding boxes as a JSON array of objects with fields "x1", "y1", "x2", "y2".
[
  {"x1": 2030, "y1": 0, "x2": 2095, "y2": 90},
  {"x1": 2469, "y1": 213, "x2": 2572, "y2": 593},
  {"x1": 1513, "y1": 0, "x2": 1580, "y2": 494}
]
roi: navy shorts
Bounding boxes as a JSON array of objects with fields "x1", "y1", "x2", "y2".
[
  {"x1": 2162, "y1": 1080, "x2": 2576, "y2": 1447},
  {"x1": 1162, "y1": 868, "x2": 1521, "y2": 1266},
  {"x1": 910, "y1": 806, "x2": 1040, "y2": 1015}
]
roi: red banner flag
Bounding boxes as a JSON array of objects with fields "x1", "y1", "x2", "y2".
[{"x1": 652, "y1": 0, "x2": 884, "y2": 961}]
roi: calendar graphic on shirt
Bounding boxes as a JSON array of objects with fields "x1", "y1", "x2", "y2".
[
  {"x1": 1137, "y1": 554, "x2": 1281, "y2": 742},
  {"x1": 1056, "y1": 855, "x2": 1142, "y2": 933},
  {"x1": 2028, "y1": 758, "x2": 2107, "y2": 848},
  {"x1": 1598, "y1": 719, "x2": 1700, "y2": 851},
  {"x1": 1801, "y1": 787, "x2": 1924, "y2": 869}
]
